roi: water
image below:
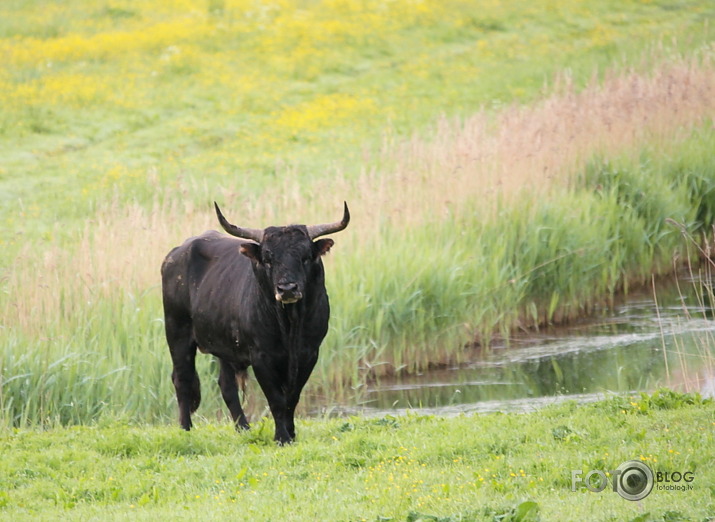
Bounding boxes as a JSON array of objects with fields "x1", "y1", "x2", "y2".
[{"x1": 335, "y1": 273, "x2": 715, "y2": 417}]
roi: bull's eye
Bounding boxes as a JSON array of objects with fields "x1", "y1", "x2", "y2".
[
  {"x1": 303, "y1": 257, "x2": 311, "y2": 266},
  {"x1": 262, "y1": 252, "x2": 272, "y2": 267}
]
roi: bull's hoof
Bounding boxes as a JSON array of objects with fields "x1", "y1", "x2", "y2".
[
  {"x1": 274, "y1": 435, "x2": 295, "y2": 446},
  {"x1": 235, "y1": 420, "x2": 250, "y2": 431}
]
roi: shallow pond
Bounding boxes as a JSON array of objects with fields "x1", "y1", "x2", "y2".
[{"x1": 334, "y1": 271, "x2": 715, "y2": 417}]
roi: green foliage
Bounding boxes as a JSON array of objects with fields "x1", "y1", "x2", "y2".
[
  {"x1": 596, "y1": 389, "x2": 712, "y2": 416},
  {"x1": 0, "y1": 397, "x2": 712, "y2": 520},
  {"x1": 627, "y1": 511, "x2": 690, "y2": 522},
  {"x1": 2, "y1": 0, "x2": 714, "y2": 240},
  {"x1": 636, "y1": 389, "x2": 712, "y2": 412}
]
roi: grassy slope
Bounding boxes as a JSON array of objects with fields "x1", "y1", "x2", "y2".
[
  {"x1": 1, "y1": 0, "x2": 713, "y2": 237},
  {"x1": 0, "y1": 392, "x2": 713, "y2": 521}
]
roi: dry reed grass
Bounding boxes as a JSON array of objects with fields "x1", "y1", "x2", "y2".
[
  {"x1": 3, "y1": 50, "x2": 714, "y2": 338},
  {"x1": 354, "y1": 50, "x2": 715, "y2": 227}
]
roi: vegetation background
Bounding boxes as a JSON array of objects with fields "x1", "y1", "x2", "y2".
[{"x1": 0, "y1": 0, "x2": 714, "y2": 519}]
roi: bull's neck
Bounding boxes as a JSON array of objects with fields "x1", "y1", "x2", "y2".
[{"x1": 274, "y1": 299, "x2": 304, "y2": 337}]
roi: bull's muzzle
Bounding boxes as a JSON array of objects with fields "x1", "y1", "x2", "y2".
[{"x1": 275, "y1": 282, "x2": 302, "y2": 304}]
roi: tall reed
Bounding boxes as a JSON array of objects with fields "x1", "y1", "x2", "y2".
[{"x1": 654, "y1": 219, "x2": 715, "y2": 395}]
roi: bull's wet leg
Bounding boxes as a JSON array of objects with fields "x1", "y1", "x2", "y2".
[{"x1": 218, "y1": 359, "x2": 250, "y2": 430}]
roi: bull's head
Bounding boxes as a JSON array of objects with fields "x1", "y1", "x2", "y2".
[{"x1": 214, "y1": 202, "x2": 350, "y2": 304}]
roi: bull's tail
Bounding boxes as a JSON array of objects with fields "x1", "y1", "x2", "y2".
[
  {"x1": 190, "y1": 369, "x2": 201, "y2": 413},
  {"x1": 236, "y1": 369, "x2": 248, "y2": 401}
]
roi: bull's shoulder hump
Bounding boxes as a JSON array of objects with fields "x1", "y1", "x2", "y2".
[
  {"x1": 192, "y1": 230, "x2": 244, "y2": 250},
  {"x1": 191, "y1": 231, "x2": 252, "y2": 264}
]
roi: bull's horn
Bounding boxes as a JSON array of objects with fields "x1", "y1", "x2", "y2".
[
  {"x1": 306, "y1": 202, "x2": 350, "y2": 239},
  {"x1": 214, "y1": 202, "x2": 264, "y2": 243}
]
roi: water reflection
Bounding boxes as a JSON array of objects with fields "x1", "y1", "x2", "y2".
[{"x1": 342, "y1": 274, "x2": 715, "y2": 416}]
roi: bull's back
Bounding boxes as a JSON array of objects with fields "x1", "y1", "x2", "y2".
[
  {"x1": 161, "y1": 231, "x2": 233, "y2": 316},
  {"x1": 161, "y1": 231, "x2": 257, "y2": 356}
]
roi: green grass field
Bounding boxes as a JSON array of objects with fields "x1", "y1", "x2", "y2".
[
  {"x1": 1, "y1": 0, "x2": 713, "y2": 227},
  {"x1": 1, "y1": 390, "x2": 713, "y2": 521}
]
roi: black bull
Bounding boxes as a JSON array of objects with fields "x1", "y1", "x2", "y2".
[{"x1": 161, "y1": 202, "x2": 349, "y2": 444}]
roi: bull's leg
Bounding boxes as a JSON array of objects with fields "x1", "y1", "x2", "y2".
[
  {"x1": 218, "y1": 359, "x2": 250, "y2": 430},
  {"x1": 284, "y1": 353, "x2": 318, "y2": 441},
  {"x1": 166, "y1": 316, "x2": 201, "y2": 430},
  {"x1": 251, "y1": 353, "x2": 292, "y2": 444}
]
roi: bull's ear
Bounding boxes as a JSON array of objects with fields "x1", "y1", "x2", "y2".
[
  {"x1": 239, "y1": 242, "x2": 261, "y2": 263},
  {"x1": 313, "y1": 238, "x2": 334, "y2": 258}
]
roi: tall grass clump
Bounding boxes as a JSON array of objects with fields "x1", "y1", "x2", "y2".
[
  {"x1": 653, "y1": 214, "x2": 715, "y2": 396},
  {"x1": 319, "y1": 132, "x2": 715, "y2": 387}
]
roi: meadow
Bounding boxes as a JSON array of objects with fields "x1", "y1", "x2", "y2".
[{"x1": 0, "y1": 390, "x2": 713, "y2": 520}]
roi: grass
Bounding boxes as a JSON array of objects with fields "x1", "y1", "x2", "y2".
[
  {"x1": 1, "y1": 0, "x2": 715, "y2": 426},
  {"x1": 0, "y1": 391, "x2": 712, "y2": 521}
]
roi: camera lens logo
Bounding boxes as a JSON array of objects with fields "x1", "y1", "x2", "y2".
[{"x1": 614, "y1": 461, "x2": 654, "y2": 501}]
